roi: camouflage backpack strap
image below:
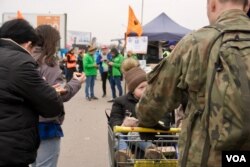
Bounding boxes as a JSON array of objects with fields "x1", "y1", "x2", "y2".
[
  {"x1": 180, "y1": 100, "x2": 204, "y2": 167},
  {"x1": 201, "y1": 24, "x2": 247, "y2": 164},
  {"x1": 200, "y1": 25, "x2": 225, "y2": 166},
  {"x1": 180, "y1": 27, "x2": 224, "y2": 167},
  {"x1": 207, "y1": 26, "x2": 250, "y2": 149}
]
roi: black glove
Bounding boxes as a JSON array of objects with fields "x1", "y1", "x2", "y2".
[
  {"x1": 152, "y1": 121, "x2": 170, "y2": 131},
  {"x1": 139, "y1": 121, "x2": 170, "y2": 141}
]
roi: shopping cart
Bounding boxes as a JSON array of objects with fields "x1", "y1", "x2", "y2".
[{"x1": 108, "y1": 125, "x2": 181, "y2": 167}]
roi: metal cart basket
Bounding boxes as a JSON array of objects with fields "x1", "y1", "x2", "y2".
[{"x1": 108, "y1": 125, "x2": 181, "y2": 167}]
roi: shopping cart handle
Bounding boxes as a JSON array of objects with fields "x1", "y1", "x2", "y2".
[{"x1": 113, "y1": 126, "x2": 181, "y2": 133}]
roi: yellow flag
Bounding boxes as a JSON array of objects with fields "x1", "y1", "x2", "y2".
[{"x1": 126, "y1": 6, "x2": 143, "y2": 36}]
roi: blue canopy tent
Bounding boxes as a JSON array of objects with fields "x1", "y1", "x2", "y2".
[
  {"x1": 138, "y1": 13, "x2": 191, "y2": 63},
  {"x1": 142, "y1": 12, "x2": 191, "y2": 41}
]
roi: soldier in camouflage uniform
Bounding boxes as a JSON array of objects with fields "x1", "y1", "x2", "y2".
[{"x1": 136, "y1": 0, "x2": 250, "y2": 166}]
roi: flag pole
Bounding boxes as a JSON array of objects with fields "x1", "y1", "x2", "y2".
[{"x1": 141, "y1": 0, "x2": 144, "y2": 25}]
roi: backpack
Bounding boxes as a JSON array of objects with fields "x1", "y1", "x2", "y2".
[{"x1": 205, "y1": 24, "x2": 250, "y2": 151}]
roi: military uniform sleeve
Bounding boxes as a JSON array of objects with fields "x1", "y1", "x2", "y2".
[{"x1": 136, "y1": 34, "x2": 196, "y2": 127}]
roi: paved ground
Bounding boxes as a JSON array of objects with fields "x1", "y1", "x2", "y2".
[{"x1": 58, "y1": 77, "x2": 118, "y2": 167}]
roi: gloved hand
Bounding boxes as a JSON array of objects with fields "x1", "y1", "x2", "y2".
[
  {"x1": 152, "y1": 121, "x2": 170, "y2": 131},
  {"x1": 139, "y1": 121, "x2": 170, "y2": 140}
]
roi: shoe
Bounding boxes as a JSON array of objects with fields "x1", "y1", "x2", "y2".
[
  {"x1": 102, "y1": 93, "x2": 106, "y2": 97},
  {"x1": 158, "y1": 146, "x2": 176, "y2": 157},
  {"x1": 86, "y1": 97, "x2": 91, "y2": 101},
  {"x1": 91, "y1": 96, "x2": 98, "y2": 100},
  {"x1": 107, "y1": 98, "x2": 114, "y2": 103},
  {"x1": 144, "y1": 146, "x2": 162, "y2": 159},
  {"x1": 115, "y1": 150, "x2": 131, "y2": 166}
]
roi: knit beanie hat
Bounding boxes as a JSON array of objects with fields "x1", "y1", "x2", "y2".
[
  {"x1": 122, "y1": 58, "x2": 146, "y2": 92},
  {"x1": 125, "y1": 67, "x2": 147, "y2": 92}
]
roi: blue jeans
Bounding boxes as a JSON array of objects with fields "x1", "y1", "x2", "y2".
[
  {"x1": 109, "y1": 76, "x2": 123, "y2": 99},
  {"x1": 66, "y1": 67, "x2": 76, "y2": 82},
  {"x1": 85, "y1": 75, "x2": 96, "y2": 97},
  {"x1": 31, "y1": 137, "x2": 61, "y2": 167},
  {"x1": 117, "y1": 133, "x2": 152, "y2": 151}
]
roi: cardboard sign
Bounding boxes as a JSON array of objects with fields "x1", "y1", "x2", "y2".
[{"x1": 126, "y1": 36, "x2": 148, "y2": 54}]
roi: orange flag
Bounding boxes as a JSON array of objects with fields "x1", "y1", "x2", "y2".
[
  {"x1": 17, "y1": 10, "x2": 24, "y2": 19},
  {"x1": 126, "y1": 6, "x2": 143, "y2": 36}
]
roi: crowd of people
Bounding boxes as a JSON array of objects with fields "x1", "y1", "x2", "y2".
[
  {"x1": 1, "y1": 0, "x2": 250, "y2": 166},
  {"x1": 61, "y1": 44, "x2": 136, "y2": 103}
]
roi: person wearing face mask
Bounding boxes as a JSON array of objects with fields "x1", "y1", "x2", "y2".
[{"x1": 0, "y1": 19, "x2": 64, "y2": 167}]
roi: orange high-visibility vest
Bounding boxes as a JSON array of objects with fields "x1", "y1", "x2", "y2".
[{"x1": 66, "y1": 53, "x2": 77, "y2": 68}]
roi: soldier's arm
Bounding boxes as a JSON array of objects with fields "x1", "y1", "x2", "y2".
[{"x1": 136, "y1": 35, "x2": 194, "y2": 127}]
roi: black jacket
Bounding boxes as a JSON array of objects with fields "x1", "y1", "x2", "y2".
[
  {"x1": 0, "y1": 39, "x2": 64, "y2": 166},
  {"x1": 109, "y1": 93, "x2": 174, "y2": 131},
  {"x1": 110, "y1": 92, "x2": 138, "y2": 128}
]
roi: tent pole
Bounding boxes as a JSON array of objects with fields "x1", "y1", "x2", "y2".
[{"x1": 141, "y1": 0, "x2": 144, "y2": 25}]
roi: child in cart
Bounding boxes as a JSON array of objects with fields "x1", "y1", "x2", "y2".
[{"x1": 109, "y1": 58, "x2": 163, "y2": 164}]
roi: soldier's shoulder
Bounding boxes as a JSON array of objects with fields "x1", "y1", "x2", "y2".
[{"x1": 186, "y1": 26, "x2": 219, "y2": 43}]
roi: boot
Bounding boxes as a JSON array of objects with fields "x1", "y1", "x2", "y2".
[{"x1": 144, "y1": 146, "x2": 162, "y2": 159}]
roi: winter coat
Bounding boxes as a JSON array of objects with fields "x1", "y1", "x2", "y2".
[
  {"x1": 0, "y1": 38, "x2": 64, "y2": 166},
  {"x1": 32, "y1": 46, "x2": 82, "y2": 123},
  {"x1": 110, "y1": 92, "x2": 138, "y2": 128}
]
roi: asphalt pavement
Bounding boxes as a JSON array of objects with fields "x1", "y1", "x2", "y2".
[{"x1": 58, "y1": 77, "x2": 118, "y2": 167}]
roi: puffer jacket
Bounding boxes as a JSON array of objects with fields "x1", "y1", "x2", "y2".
[{"x1": 110, "y1": 92, "x2": 138, "y2": 128}]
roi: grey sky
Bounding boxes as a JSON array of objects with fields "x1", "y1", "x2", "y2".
[{"x1": 0, "y1": 0, "x2": 208, "y2": 44}]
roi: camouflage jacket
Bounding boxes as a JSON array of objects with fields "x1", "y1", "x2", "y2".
[{"x1": 136, "y1": 10, "x2": 250, "y2": 167}]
